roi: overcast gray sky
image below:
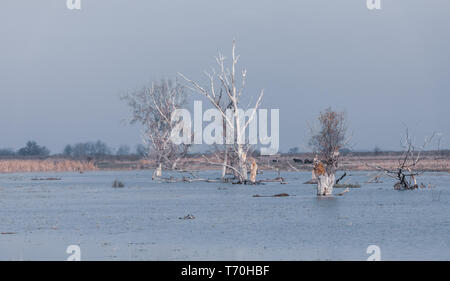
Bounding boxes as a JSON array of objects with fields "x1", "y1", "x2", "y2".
[{"x1": 1, "y1": 0, "x2": 449, "y2": 153}]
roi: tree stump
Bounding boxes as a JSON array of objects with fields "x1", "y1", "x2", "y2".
[
  {"x1": 317, "y1": 173, "x2": 335, "y2": 196},
  {"x1": 314, "y1": 160, "x2": 335, "y2": 196},
  {"x1": 250, "y1": 159, "x2": 258, "y2": 183},
  {"x1": 152, "y1": 163, "x2": 162, "y2": 180}
]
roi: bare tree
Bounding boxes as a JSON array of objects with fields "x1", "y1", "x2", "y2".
[
  {"x1": 179, "y1": 40, "x2": 263, "y2": 183},
  {"x1": 371, "y1": 129, "x2": 436, "y2": 190},
  {"x1": 309, "y1": 108, "x2": 349, "y2": 196},
  {"x1": 116, "y1": 145, "x2": 131, "y2": 156},
  {"x1": 122, "y1": 79, "x2": 190, "y2": 179}
]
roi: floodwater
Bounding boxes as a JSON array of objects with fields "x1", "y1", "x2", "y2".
[{"x1": 0, "y1": 170, "x2": 449, "y2": 261}]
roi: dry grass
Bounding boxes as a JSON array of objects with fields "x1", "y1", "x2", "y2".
[
  {"x1": 338, "y1": 156, "x2": 450, "y2": 172},
  {"x1": 0, "y1": 159, "x2": 97, "y2": 173},
  {"x1": 3, "y1": 153, "x2": 446, "y2": 174},
  {"x1": 255, "y1": 154, "x2": 450, "y2": 172},
  {"x1": 92, "y1": 154, "x2": 450, "y2": 173}
]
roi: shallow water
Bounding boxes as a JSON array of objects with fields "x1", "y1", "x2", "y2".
[{"x1": 0, "y1": 170, "x2": 449, "y2": 260}]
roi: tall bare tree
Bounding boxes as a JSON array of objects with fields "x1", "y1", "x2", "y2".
[
  {"x1": 179, "y1": 40, "x2": 263, "y2": 183},
  {"x1": 309, "y1": 108, "x2": 349, "y2": 195},
  {"x1": 122, "y1": 79, "x2": 190, "y2": 179}
]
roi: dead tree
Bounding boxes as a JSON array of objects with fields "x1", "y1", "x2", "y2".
[
  {"x1": 179, "y1": 40, "x2": 263, "y2": 183},
  {"x1": 122, "y1": 79, "x2": 190, "y2": 179},
  {"x1": 372, "y1": 130, "x2": 436, "y2": 190},
  {"x1": 309, "y1": 108, "x2": 349, "y2": 196}
]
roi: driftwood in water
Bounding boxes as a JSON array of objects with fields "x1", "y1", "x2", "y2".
[
  {"x1": 303, "y1": 178, "x2": 318, "y2": 184},
  {"x1": 156, "y1": 177, "x2": 222, "y2": 183},
  {"x1": 155, "y1": 175, "x2": 285, "y2": 184},
  {"x1": 367, "y1": 172, "x2": 383, "y2": 183},
  {"x1": 286, "y1": 161, "x2": 300, "y2": 172},
  {"x1": 335, "y1": 172, "x2": 347, "y2": 184},
  {"x1": 179, "y1": 214, "x2": 195, "y2": 220},
  {"x1": 153, "y1": 156, "x2": 284, "y2": 185},
  {"x1": 233, "y1": 177, "x2": 286, "y2": 185},
  {"x1": 253, "y1": 193, "x2": 289, "y2": 198},
  {"x1": 31, "y1": 177, "x2": 61, "y2": 181},
  {"x1": 337, "y1": 187, "x2": 350, "y2": 196},
  {"x1": 257, "y1": 177, "x2": 286, "y2": 184}
]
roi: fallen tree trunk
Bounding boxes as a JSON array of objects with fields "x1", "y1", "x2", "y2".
[
  {"x1": 335, "y1": 172, "x2": 347, "y2": 184},
  {"x1": 155, "y1": 177, "x2": 222, "y2": 183},
  {"x1": 253, "y1": 193, "x2": 290, "y2": 197},
  {"x1": 155, "y1": 176, "x2": 285, "y2": 184}
]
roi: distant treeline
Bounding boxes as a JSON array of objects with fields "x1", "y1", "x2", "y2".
[
  {"x1": 0, "y1": 140, "x2": 148, "y2": 158},
  {"x1": 1, "y1": 142, "x2": 449, "y2": 159},
  {"x1": 0, "y1": 141, "x2": 50, "y2": 157}
]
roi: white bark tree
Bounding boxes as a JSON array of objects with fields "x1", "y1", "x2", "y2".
[
  {"x1": 179, "y1": 40, "x2": 263, "y2": 183},
  {"x1": 122, "y1": 79, "x2": 190, "y2": 179},
  {"x1": 309, "y1": 108, "x2": 349, "y2": 196}
]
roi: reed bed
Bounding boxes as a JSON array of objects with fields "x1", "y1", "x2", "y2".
[{"x1": 0, "y1": 159, "x2": 97, "y2": 173}]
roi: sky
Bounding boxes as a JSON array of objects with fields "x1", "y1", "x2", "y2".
[{"x1": 0, "y1": 0, "x2": 449, "y2": 153}]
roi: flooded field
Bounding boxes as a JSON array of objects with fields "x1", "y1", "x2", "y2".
[{"x1": 0, "y1": 170, "x2": 449, "y2": 260}]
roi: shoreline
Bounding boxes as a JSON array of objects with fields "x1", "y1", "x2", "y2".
[{"x1": 0, "y1": 154, "x2": 449, "y2": 174}]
